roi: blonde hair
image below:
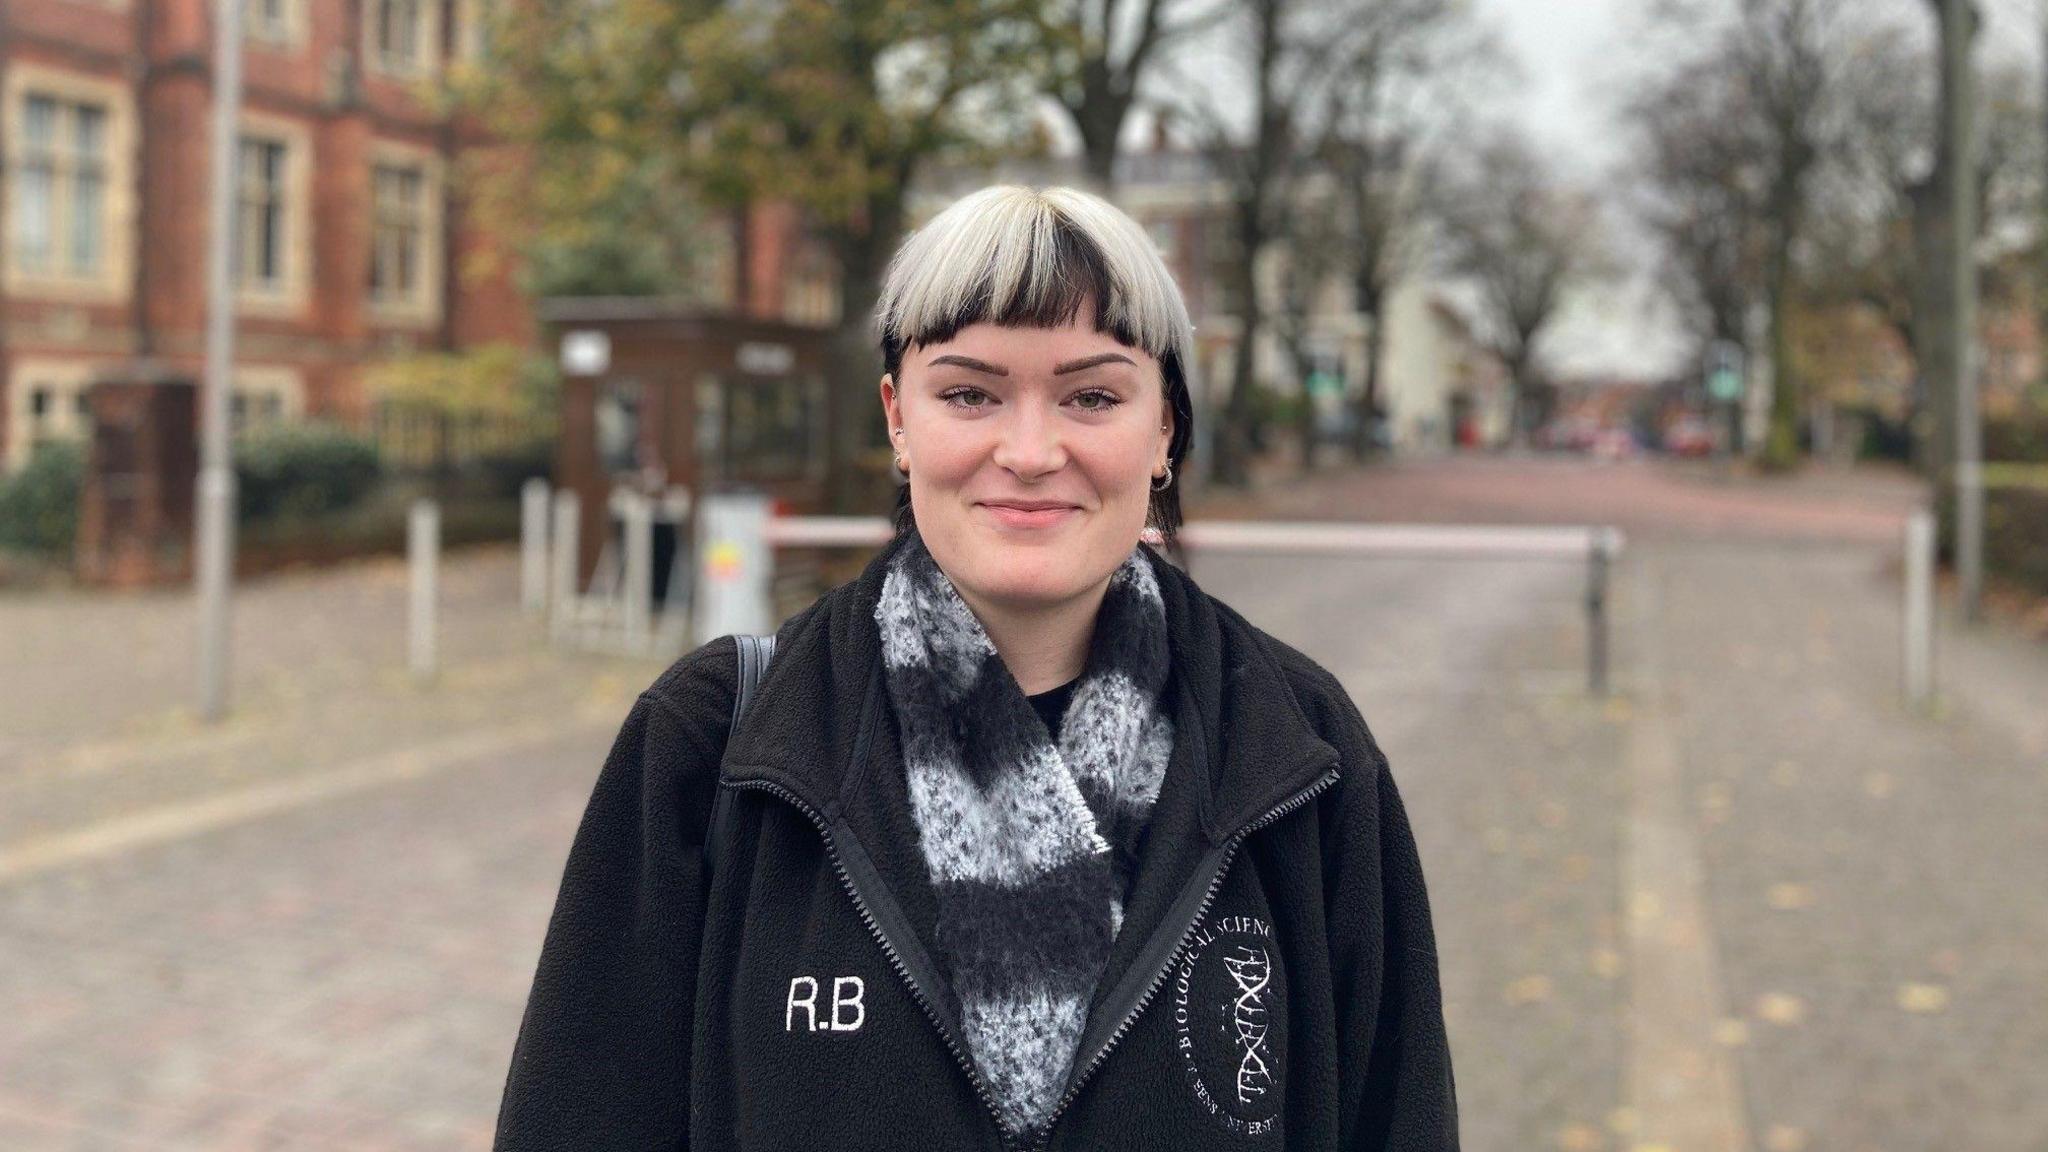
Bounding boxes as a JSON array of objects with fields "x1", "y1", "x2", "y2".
[
  {"x1": 873, "y1": 185, "x2": 1198, "y2": 544},
  {"x1": 874, "y1": 185, "x2": 1195, "y2": 394}
]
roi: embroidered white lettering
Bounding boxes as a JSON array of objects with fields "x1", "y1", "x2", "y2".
[
  {"x1": 831, "y1": 976, "x2": 866, "y2": 1031},
  {"x1": 786, "y1": 976, "x2": 819, "y2": 1032}
]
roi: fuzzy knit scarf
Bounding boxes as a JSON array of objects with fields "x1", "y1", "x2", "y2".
[{"x1": 873, "y1": 528, "x2": 1176, "y2": 1138}]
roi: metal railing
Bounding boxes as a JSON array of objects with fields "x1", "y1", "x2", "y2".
[
  {"x1": 711, "y1": 500, "x2": 1628, "y2": 696},
  {"x1": 512, "y1": 485, "x2": 1628, "y2": 694}
]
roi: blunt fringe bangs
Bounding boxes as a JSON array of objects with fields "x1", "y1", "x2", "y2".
[{"x1": 874, "y1": 185, "x2": 1198, "y2": 549}]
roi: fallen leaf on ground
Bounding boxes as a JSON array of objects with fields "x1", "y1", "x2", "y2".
[
  {"x1": 1556, "y1": 1123, "x2": 1604, "y2": 1151},
  {"x1": 1756, "y1": 992, "x2": 1807, "y2": 1026},
  {"x1": 1767, "y1": 883, "x2": 1814, "y2": 911},
  {"x1": 1763, "y1": 1125, "x2": 1809, "y2": 1152},
  {"x1": 1897, "y1": 983, "x2": 1949, "y2": 1013}
]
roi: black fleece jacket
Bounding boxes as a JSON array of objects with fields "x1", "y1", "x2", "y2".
[{"x1": 494, "y1": 533, "x2": 1459, "y2": 1151}]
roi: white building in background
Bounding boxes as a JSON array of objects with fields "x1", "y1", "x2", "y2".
[{"x1": 911, "y1": 135, "x2": 1514, "y2": 458}]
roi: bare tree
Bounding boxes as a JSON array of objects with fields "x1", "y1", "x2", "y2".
[
  {"x1": 1436, "y1": 134, "x2": 1607, "y2": 448},
  {"x1": 1270, "y1": 175, "x2": 1347, "y2": 472},
  {"x1": 1733, "y1": 0, "x2": 1857, "y2": 471},
  {"x1": 1625, "y1": 0, "x2": 1881, "y2": 469},
  {"x1": 1036, "y1": 0, "x2": 1235, "y2": 191},
  {"x1": 1163, "y1": 0, "x2": 1368, "y2": 485},
  {"x1": 1320, "y1": 0, "x2": 1489, "y2": 461},
  {"x1": 1626, "y1": 52, "x2": 1774, "y2": 450}
]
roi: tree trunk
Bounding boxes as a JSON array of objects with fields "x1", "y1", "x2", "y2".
[
  {"x1": 1760, "y1": 193, "x2": 1804, "y2": 473},
  {"x1": 1292, "y1": 344, "x2": 1318, "y2": 475},
  {"x1": 826, "y1": 201, "x2": 900, "y2": 514},
  {"x1": 1351, "y1": 290, "x2": 1386, "y2": 461},
  {"x1": 2039, "y1": 2, "x2": 2048, "y2": 390},
  {"x1": 1506, "y1": 353, "x2": 1532, "y2": 450},
  {"x1": 1214, "y1": 313, "x2": 1261, "y2": 487},
  {"x1": 1912, "y1": 175, "x2": 1954, "y2": 486}
]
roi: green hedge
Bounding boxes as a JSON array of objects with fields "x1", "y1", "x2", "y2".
[
  {"x1": 0, "y1": 424, "x2": 385, "y2": 558},
  {"x1": 236, "y1": 423, "x2": 383, "y2": 525},
  {"x1": 1984, "y1": 411, "x2": 2048, "y2": 594},
  {"x1": 0, "y1": 440, "x2": 86, "y2": 553}
]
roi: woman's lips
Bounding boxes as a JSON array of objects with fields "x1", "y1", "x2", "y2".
[{"x1": 978, "y1": 502, "x2": 1079, "y2": 529}]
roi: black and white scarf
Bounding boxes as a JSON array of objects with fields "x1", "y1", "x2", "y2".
[{"x1": 872, "y1": 528, "x2": 1176, "y2": 1138}]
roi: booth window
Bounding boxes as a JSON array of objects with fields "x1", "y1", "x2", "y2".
[
  {"x1": 699, "y1": 372, "x2": 817, "y2": 481},
  {"x1": 596, "y1": 379, "x2": 643, "y2": 475}
]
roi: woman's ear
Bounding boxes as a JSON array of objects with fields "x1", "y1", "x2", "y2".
[{"x1": 880, "y1": 374, "x2": 899, "y2": 428}]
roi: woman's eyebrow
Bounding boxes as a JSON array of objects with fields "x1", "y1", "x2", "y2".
[
  {"x1": 924, "y1": 352, "x2": 1136, "y2": 376},
  {"x1": 928, "y1": 354, "x2": 1007, "y2": 376},
  {"x1": 1053, "y1": 352, "x2": 1136, "y2": 374}
]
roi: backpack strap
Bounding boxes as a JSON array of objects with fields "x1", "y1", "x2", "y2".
[{"x1": 705, "y1": 633, "x2": 776, "y2": 877}]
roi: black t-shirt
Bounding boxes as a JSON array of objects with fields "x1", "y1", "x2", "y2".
[{"x1": 1026, "y1": 676, "x2": 1081, "y2": 742}]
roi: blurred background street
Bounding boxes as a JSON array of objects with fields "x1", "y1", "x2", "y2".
[
  {"x1": 5, "y1": 457, "x2": 2047, "y2": 1150},
  {"x1": 4, "y1": 0, "x2": 2048, "y2": 1145}
]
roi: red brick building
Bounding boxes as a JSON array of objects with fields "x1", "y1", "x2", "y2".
[{"x1": 0, "y1": 0, "x2": 532, "y2": 471}]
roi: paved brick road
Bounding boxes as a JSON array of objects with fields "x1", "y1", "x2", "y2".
[{"x1": 2, "y1": 457, "x2": 2041, "y2": 1151}]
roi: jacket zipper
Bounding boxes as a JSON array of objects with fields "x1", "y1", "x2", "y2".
[
  {"x1": 1025, "y1": 763, "x2": 1341, "y2": 1152},
  {"x1": 723, "y1": 764, "x2": 1339, "y2": 1152},
  {"x1": 719, "y1": 778, "x2": 1017, "y2": 1149}
]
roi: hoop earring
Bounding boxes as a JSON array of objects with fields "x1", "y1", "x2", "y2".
[{"x1": 1151, "y1": 462, "x2": 1174, "y2": 492}]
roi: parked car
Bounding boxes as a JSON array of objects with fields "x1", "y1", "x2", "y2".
[
  {"x1": 1591, "y1": 427, "x2": 1639, "y2": 460},
  {"x1": 1663, "y1": 417, "x2": 1716, "y2": 457}
]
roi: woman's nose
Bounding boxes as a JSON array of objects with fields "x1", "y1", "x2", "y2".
[{"x1": 991, "y1": 401, "x2": 1066, "y2": 478}]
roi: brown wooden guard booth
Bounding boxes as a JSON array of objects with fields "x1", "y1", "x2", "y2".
[
  {"x1": 539, "y1": 300, "x2": 841, "y2": 594},
  {"x1": 74, "y1": 368, "x2": 199, "y2": 588}
]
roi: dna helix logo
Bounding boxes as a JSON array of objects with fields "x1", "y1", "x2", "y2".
[{"x1": 1221, "y1": 946, "x2": 1274, "y2": 1105}]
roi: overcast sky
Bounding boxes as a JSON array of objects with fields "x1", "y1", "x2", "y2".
[
  {"x1": 1468, "y1": 0, "x2": 2041, "y2": 378},
  {"x1": 1090, "y1": 0, "x2": 2043, "y2": 381}
]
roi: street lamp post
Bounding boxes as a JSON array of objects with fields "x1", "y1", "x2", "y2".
[{"x1": 195, "y1": 0, "x2": 244, "y2": 720}]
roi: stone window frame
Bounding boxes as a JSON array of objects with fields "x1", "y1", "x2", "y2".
[
  {"x1": 364, "y1": 0, "x2": 443, "y2": 79},
  {"x1": 2, "y1": 360, "x2": 104, "y2": 472},
  {"x1": 234, "y1": 112, "x2": 315, "y2": 318},
  {"x1": 228, "y1": 366, "x2": 308, "y2": 438},
  {"x1": 365, "y1": 139, "x2": 446, "y2": 328},
  {"x1": 248, "y1": 0, "x2": 309, "y2": 49},
  {"x1": 2, "y1": 66, "x2": 137, "y2": 304}
]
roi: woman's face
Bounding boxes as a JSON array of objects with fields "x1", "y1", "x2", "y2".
[{"x1": 880, "y1": 299, "x2": 1174, "y2": 614}]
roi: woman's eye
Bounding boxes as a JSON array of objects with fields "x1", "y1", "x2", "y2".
[
  {"x1": 939, "y1": 388, "x2": 990, "y2": 410},
  {"x1": 1072, "y1": 390, "x2": 1123, "y2": 411}
]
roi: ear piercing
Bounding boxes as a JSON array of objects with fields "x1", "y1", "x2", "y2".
[{"x1": 1151, "y1": 462, "x2": 1174, "y2": 492}]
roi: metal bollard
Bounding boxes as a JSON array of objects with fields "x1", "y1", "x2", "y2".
[
  {"x1": 521, "y1": 478, "x2": 550, "y2": 616},
  {"x1": 1586, "y1": 528, "x2": 1614, "y2": 698},
  {"x1": 549, "y1": 491, "x2": 580, "y2": 645},
  {"x1": 692, "y1": 492, "x2": 776, "y2": 647},
  {"x1": 621, "y1": 489, "x2": 653, "y2": 655},
  {"x1": 408, "y1": 499, "x2": 440, "y2": 682},
  {"x1": 1903, "y1": 510, "x2": 1935, "y2": 709}
]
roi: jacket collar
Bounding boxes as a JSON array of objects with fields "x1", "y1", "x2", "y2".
[{"x1": 719, "y1": 530, "x2": 1340, "y2": 845}]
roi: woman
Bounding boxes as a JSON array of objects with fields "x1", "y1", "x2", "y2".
[{"x1": 495, "y1": 185, "x2": 1458, "y2": 1150}]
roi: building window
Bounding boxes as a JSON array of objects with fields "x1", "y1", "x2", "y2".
[
  {"x1": 237, "y1": 137, "x2": 289, "y2": 293},
  {"x1": 12, "y1": 94, "x2": 107, "y2": 279},
  {"x1": 444, "y1": 0, "x2": 486, "y2": 63},
  {"x1": 230, "y1": 390, "x2": 287, "y2": 437},
  {"x1": 4, "y1": 362, "x2": 105, "y2": 470},
  {"x1": 229, "y1": 371, "x2": 305, "y2": 439},
  {"x1": 1147, "y1": 217, "x2": 1178, "y2": 263},
  {"x1": 371, "y1": 0, "x2": 428, "y2": 73},
  {"x1": 249, "y1": 0, "x2": 300, "y2": 44},
  {"x1": 370, "y1": 162, "x2": 427, "y2": 305},
  {"x1": 1203, "y1": 213, "x2": 1244, "y2": 317}
]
